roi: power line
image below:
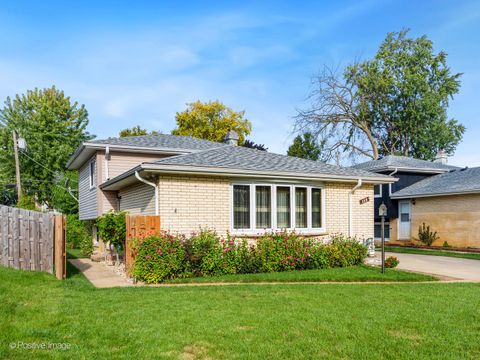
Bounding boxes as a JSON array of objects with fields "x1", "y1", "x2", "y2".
[{"x1": 19, "y1": 150, "x2": 78, "y2": 185}]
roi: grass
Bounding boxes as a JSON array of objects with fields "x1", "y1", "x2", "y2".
[
  {"x1": 66, "y1": 248, "x2": 86, "y2": 259},
  {"x1": 385, "y1": 246, "x2": 480, "y2": 260},
  {"x1": 1, "y1": 265, "x2": 480, "y2": 359},
  {"x1": 166, "y1": 265, "x2": 435, "y2": 284}
]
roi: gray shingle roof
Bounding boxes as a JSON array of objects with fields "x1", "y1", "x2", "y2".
[
  {"x1": 391, "y1": 167, "x2": 480, "y2": 198},
  {"x1": 145, "y1": 145, "x2": 392, "y2": 180},
  {"x1": 89, "y1": 134, "x2": 227, "y2": 151},
  {"x1": 351, "y1": 155, "x2": 458, "y2": 173}
]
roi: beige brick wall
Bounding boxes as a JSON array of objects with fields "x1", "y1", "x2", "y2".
[
  {"x1": 157, "y1": 176, "x2": 374, "y2": 240},
  {"x1": 158, "y1": 175, "x2": 230, "y2": 236},
  {"x1": 325, "y1": 182, "x2": 374, "y2": 240},
  {"x1": 409, "y1": 194, "x2": 480, "y2": 248}
]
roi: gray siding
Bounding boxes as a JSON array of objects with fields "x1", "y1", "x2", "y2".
[
  {"x1": 79, "y1": 157, "x2": 98, "y2": 220},
  {"x1": 119, "y1": 182, "x2": 155, "y2": 215}
]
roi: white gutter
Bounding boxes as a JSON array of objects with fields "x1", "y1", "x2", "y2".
[
  {"x1": 387, "y1": 167, "x2": 398, "y2": 195},
  {"x1": 135, "y1": 171, "x2": 159, "y2": 216},
  {"x1": 348, "y1": 179, "x2": 363, "y2": 237},
  {"x1": 105, "y1": 146, "x2": 110, "y2": 180}
]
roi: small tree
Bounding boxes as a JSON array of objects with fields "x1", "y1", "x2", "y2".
[{"x1": 97, "y1": 211, "x2": 127, "y2": 262}]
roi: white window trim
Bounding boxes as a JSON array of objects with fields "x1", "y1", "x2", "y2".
[
  {"x1": 374, "y1": 221, "x2": 390, "y2": 241},
  {"x1": 89, "y1": 159, "x2": 96, "y2": 189},
  {"x1": 374, "y1": 184, "x2": 382, "y2": 198},
  {"x1": 230, "y1": 182, "x2": 326, "y2": 235}
]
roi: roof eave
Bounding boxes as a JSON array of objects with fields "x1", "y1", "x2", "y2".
[
  {"x1": 391, "y1": 189, "x2": 480, "y2": 199},
  {"x1": 361, "y1": 166, "x2": 453, "y2": 174},
  {"x1": 66, "y1": 142, "x2": 199, "y2": 170},
  {"x1": 99, "y1": 163, "x2": 395, "y2": 190}
]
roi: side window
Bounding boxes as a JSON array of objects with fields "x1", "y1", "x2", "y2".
[
  {"x1": 374, "y1": 184, "x2": 382, "y2": 198},
  {"x1": 89, "y1": 160, "x2": 96, "y2": 188}
]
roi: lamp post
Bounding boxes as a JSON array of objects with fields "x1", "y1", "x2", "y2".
[{"x1": 378, "y1": 203, "x2": 388, "y2": 274}]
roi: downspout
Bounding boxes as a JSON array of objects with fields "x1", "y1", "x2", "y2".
[
  {"x1": 135, "y1": 171, "x2": 159, "y2": 216},
  {"x1": 105, "y1": 146, "x2": 110, "y2": 180},
  {"x1": 388, "y1": 168, "x2": 398, "y2": 196},
  {"x1": 348, "y1": 179, "x2": 363, "y2": 237}
]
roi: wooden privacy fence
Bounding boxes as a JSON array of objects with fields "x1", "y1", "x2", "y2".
[
  {"x1": 125, "y1": 215, "x2": 161, "y2": 275},
  {"x1": 0, "y1": 205, "x2": 66, "y2": 280}
]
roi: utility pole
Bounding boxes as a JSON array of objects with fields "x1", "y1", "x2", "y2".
[{"x1": 12, "y1": 130, "x2": 22, "y2": 202}]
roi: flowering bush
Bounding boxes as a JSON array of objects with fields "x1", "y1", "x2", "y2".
[
  {"x1": 131, "y1": 232, "x2": 186, "y2": 283},
  {"x1": 255, "y1": 232, "x2": 315, "y2": 272},
  {"x1": 130, "y1": 230, "x2": 368, "y2": 283},
  {"x1": 385, "y1": 256, "x2": 399, "y2": 268},
  {"x1": 326, "y1": 234, "x2": 368, "y2": 267}
]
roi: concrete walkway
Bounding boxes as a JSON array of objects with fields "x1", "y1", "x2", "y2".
[
  {"x1": 69, "y1": 258, "x2": 131, "y2": 288},
  {"x1": 375, "y1": 252, "x2": 480, "y2": 281}
]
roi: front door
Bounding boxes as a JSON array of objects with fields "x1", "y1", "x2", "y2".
[{"x1": 398, "y1": 201, "x2": 411, "y2": 239}]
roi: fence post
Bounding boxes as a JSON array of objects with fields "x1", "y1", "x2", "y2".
[{"x1": 54, "y1": 215, "x2": 66, "y2": 280}]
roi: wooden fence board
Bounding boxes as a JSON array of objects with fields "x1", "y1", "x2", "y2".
[
  {"x1": 125, "y1": 215, "x2": 161, "y2": 276},
  {"x1": 0, "y1": 205, "x2": 64, "y2": 278}
]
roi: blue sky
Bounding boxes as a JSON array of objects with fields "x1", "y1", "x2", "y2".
[{"x1": 0, "y1": 0, "x2": 479, "y2": 166}]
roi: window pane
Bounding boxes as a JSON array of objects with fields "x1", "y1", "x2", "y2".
[
  {"x1": 311, "y1": 188, "x2": 322, "y2": 228},
  {"x1": 89, "y1": 161, "x2": 95, "y2": 187},
  {"x1": 256, "y1": 186, "x2": 271, "y2": 228},
  {"x1": 276, "y1": 187, "x2": 291, "y2": 228},
  {"x1": 295, "y1": 188, "x2": 307, "y2": 228},
  {"x1": 233, "y1": 185, "x2": 250, "y2": 229},
  {"x1": 374, "y1": 223, "x2": 390, "y2": 239},
  {"x1": 374, "y1": 185, "x2": 381, "y2": 196}
]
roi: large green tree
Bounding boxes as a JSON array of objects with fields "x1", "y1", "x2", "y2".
[
  {"x1": 287, "y1": 133, "x2": 323, "y2": 161},
  {"x1": 172, "y1": 100, "x2": 252, "y2": 144},
  {"x1": 0, "y1": 86, "x2": 93, "y2": 213},
  {"x1": 295, "y1": 30, "x2": 465, "y2": 161}
]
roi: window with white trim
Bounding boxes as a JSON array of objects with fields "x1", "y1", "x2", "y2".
[
  {"x1": 89, "y1": 160, "x2": 96, "y2": 189},
  {"x1": 232, "y1": 183, "x2": 325, "y2": 234},
  {"x1": 374, "y1": 184, "x2": 382, "y2": 198}
]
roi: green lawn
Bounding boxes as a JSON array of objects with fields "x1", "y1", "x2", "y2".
[
  {"x1": 66, "y1": 248, "x2": 86, "y2": 260},
  {"x1": 385, "y1": 246, "x2": 480, "y2": 260},
  {"x1": 166, "y1": 265, "x2": 435, "y2": 284},
  {"x1": 1, "y1": 265, "x2": 480, "y2": 359}
]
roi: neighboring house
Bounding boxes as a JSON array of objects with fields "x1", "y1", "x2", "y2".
[
  {"x1": 352, "y1": 153, "x2": 480, "y2": 248},
  {"x1": 390, "y1": 166, "x2": 480, "y2": 248},
  {"x1": 67, "y1": 133, "x2": 393, "y2": 244}
]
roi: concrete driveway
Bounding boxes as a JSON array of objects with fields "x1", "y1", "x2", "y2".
[{"x1": 376, "y1": 252, "x2": 480, "y2": 281}]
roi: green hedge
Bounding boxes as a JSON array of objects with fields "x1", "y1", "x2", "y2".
[{"x1": 131, "y1": 230, "x2": 368, "y2": 284}]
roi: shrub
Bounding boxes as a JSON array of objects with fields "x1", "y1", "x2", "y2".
[
  {"x1": 255, "y1": 232, "x2": 314, "y2": 272},
  {"x1": 385, "y1": 256, "x2": 399, "y2": 268},
  {"x1": 442, "y1": 241, "x2": 451, "y2": 248},
  {"x1": 66, "y1": 214, "x2": 89, "y2": 249},
  {"x1": 130, "y1": 231, "x2": 369, "y2": 283},
  {"x1": 131, "y1": 232, "x2": 186, "y2": 283},
  {"x1": 97, "y1": 211, "x2": 126, "y2": 253},
  {"x1": 327, "y1": 234, "x2": 368, "y2": 267},
  {"x1": 80, "y1": 234, "x2": 94, "y2": 257},
  {"x1": 184, "y1": 229, "x2": 226, "y2": 276},
  {"x1": 416, "y1": 223, "x2": 439, "y2": 246},
  {"x1": 16, "y1": 194, "x2": 37, "y2": 211}
]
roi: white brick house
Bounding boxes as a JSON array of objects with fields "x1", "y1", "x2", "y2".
[{"x1": 67, "y1": 133, "x2": 394, "y2": 240}]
